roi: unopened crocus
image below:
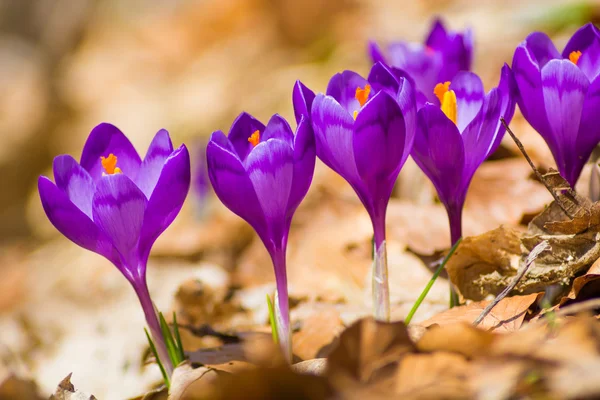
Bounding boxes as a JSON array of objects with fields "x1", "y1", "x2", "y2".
[
  {"x1": 512, "y1": 23, "x2": 600, "y2": 187},
  {"x1": 38, "y1": 124, "x2": 191, "y2": 376},
  {"x1": 411, "y1": 65, "x2": 516, "y2": 248},
  {"x1": 306, "y1": 62, "x2": 416, "y2": 321},
  {"x1": 206, "y1": 111, "x2": 316, "y2": 362},
  {"x1": 369, "y1": 18, "x2": 473, "y2": 106}
]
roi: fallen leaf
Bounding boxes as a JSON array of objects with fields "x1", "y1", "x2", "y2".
[
  {"x1": 561, "y1": 257, "x2": 600, "y2": 304},
  {"x1": 292, "y1": 359, "x2": 327, "y2": 376},
  {"x1": 445, "y1": 226, "x2": 522, "y2": 301},
  {"x1": 49, "y1": 374, "x2": 96, "y2": 400},
  {"x1": 394, "y1": 352, "x2": 471, "y2": 399},
  {"x1": 416, "y1": 323, "x2": 495, "y2": 358},
  {"x1": 420, "y1": 293, "x2": 541, "y2": 332},
  {"x1": 326, "y1": 317, "x2": 414, "y2": 389},
  {"x1": 167, "y1": 361, "x2": 214, "y2": 400},
  {"x1": 292, "y1": 308, "x2": 344, "y2": 360}
]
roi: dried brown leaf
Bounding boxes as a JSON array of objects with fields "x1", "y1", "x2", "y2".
[
  {"x1": 292, "y1": 359, "x2": 327, "y2": 376},
  {"x1": 417, "y1": 323, "x2": 495, "y2": 358},
  {"x1": 394, "y1": 352, "x2": 471, "y2": 399},
  {"x1": 49, "y1": 374, "x2": 96, "y2": 400},
  {"x1": 326, "y1": 317, "x2": 414, "y2": 388},
  {"x1": 420, "y1": 293, "x2": 541, "y2": 332},
  {"x1": 445, "y1": 226, "x2": 522, "y2": 301},
  {"x1": 167, "y1": 362, "x2": 214, "y2": 400},
  {"x1": 562, "y1": 257, "x2": 600, "y2": 304},
  {"x1": 292, "y1": 308, "x2": 344, "y2": 360}
]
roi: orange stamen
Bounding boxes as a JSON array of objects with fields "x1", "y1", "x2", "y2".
[
  {"x1": 434, "y1": 81, "x2": 451, "y2": 104},
  {"x1": 355, "y1": 84, "x2": 371, "y2": 107},
  {"x1": 248, "y1": 130, "x2": 260, "y2": 147},
  {"x1": 100, "y1": 154, "x2": 122, "y2": 175},
  {"x1": 569, "y1": 50, "x2": 582, "y2": 65}
]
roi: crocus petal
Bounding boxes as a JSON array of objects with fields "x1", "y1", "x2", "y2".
[
  {"x1": 451, "y1": 71, "x2": 484, "y2": 132},
  {"x1": 245, "y1": 139, "x2": 294, "y2": 246},
  {"x1": 227, "y1": 112, "x2": 266, "y2": 162},
  {"x1": 522, "y1": 31, "x2": 561, "y2": 68},
  {"x1": 353, "y1": 92, "x2": 406, "y2": 206},
  {"x1": 326, "y1": 70, "x2": 369, "y2": 115},
  {"x1": 53, "y1": 155, "x2": 95, "y2": 218},
  {"x1": 412, "y1": 104, "x2": 466, "y2": 207},
  {"x1": 136, "y1": 129, "x2": 174, "y2": 199},
  {"x1": 288, "y1": 117, "x2": 316, "y2": 214},
  {"x1": 92, "y1": 174, "x2": 148, "y2": 271},
  {"x1": 367, "y1": 62, "x2": 400, "y2": 95},
  {"x1": 311, "y1": 94, "x2": 361, "y2": 184},
  {"x1": 38, "y1": 176, "x2": 119, "y2": 268},
  {"x1": 575, "y1": 76, "x2": 600, "y2": 182},
  {"x1": 387, "y1": 42, "x2": 442, "y2": 103},
  {"x1": 425, "y1": 19, "x2": 448, "y2": 49},
  {"x1": 293, "y1": 80, "x2": 316, "y2": 124},
  {"x1": 461, "y1": 87, "x2": 504, "y2": 176},
  {"x1": 396, "y1": 78, "x2": 417, "y2": 160},
  {"x1": 262, "y1": 114, "x2": 294, "y2": 146},
  {"x1": 206, "y1": 131, "x2": 266, "y2": 237},
  {"x1": 139, "y1": 145, "x2": 190, "y2": 265},
  {"x1": 368, "y1": 41, "x2": 387, "y2": 65},
  {"x1": 541, "y1": 59, "x2": 589, "y2": 185},
  {"x1": 80, "y1": 123, "x2": 142, "y2": 183},
  {"x1": 562, "y1": 23, "x2": 600, "y2": 81},
  {"x1": 512, "y1": 37, "x2": 555, "y2": 140}
]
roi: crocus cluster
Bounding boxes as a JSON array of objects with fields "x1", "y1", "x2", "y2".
[
  {"x1": 38, "y1": 19, "x2": 600, "y2": 377},
  {"x1": 39, "y1": 124, "x2": 190, "y2": 376}
]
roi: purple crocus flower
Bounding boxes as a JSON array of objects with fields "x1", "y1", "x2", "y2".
[
  {"x1": 411, "y1": 65, "x2": 516, "y2": 246},
  {"x1": 206, "y1": 111, "x2": 316, "y2": 362},
  {"x1": 369, "y1": 18, "x2": 473, "y2": 106},
  {"x1": 38, "y1": 124, "x2": 191, "y2": 375},
  {"x1": 512, "y1": 23, "x2": 600, "y2": 187},
  {"x1": 304, "y1": 63, "x2": 416, "y2": 321}
]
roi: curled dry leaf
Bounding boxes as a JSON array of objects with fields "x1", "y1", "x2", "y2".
[
  {"x1": 326, "y1": 317, "x2": 414, "y2": 389},
  {"x1": 167, "y1": 361, "x2": 214, "y2": 400},
  {"x1": 292, "y1": 308, "x2": 344, "y2": 361},
  {"x1": 447, "y1": 215, "x2": 600, "y2": 300},
  {"x1": 292, "y1": 359, "x2": 327, "y2": 376},
  {"x1": 49, "y1": 374, "x2": 96, "y2": 400},
  {"x1": 419, "y1": 293, "x2": 541, "y2": 332},
  {"x1": 561, "y1": 257, "x2": 600, "y2": 304}
]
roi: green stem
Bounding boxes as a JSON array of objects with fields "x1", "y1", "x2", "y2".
[{"x1": 404, "y1": 238, "x2": 462, "y2": 325}]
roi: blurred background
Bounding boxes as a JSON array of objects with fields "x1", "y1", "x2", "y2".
[{"x1": 0, "y1": 0, "x2": 598, "y2": 398}]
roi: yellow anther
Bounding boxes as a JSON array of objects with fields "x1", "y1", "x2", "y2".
[
  {"x1": 569, "y1": 50, "x2": 582, "y2": 65},
  {"x1": 441, "y1": 89, "x2": 458, "y2": 125},
  {"x1": 100, "y1": 154, "x2": 122, "y2": 175},
  {"x1": 248, "y1": 130, "x2": 260, "y2": 147},
  {"x1": 353, "y1": 110, "x2": 358, "y2": 120}
]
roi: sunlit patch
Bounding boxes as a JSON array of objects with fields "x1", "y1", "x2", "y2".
[
  {"x1": 353, "y1": 84, "x2": 371, "y2": 120},
  {"x1": 248, "y1": 130, "x2": 260, "y2": 147},
  {"x1": 434, "y1": 82, "x2": 457, "y2": 125},
  {"x1": 100, "y1": 153, "x2": 122, "y2": 175},
  {"x1": 569, "y1": 50, "x2": 582, "y2": 65}
]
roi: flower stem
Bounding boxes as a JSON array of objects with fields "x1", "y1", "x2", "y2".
[
  {"x1": 404, "y1": 238, "x2": 462, "y2": 325},
  {"x1": 270, "y1": 247, "x2": 291, "y2": 363},
  {"x1": 372, "y1": 210, "x2": 390, "y2": 322},
  {"x1": 448, "y1": 206, "x2": 463, "y2": 308},
  {"x1": 134, "y1": 279, "x2": 174, "y2": 376}
]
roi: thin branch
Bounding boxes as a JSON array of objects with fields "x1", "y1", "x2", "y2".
[
  {"x1": 501, "y1": 118, "x2": 574, "y2": 219},
  {"x1": 473, "y1": 240, "x2": 550, "y2": 327}
]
